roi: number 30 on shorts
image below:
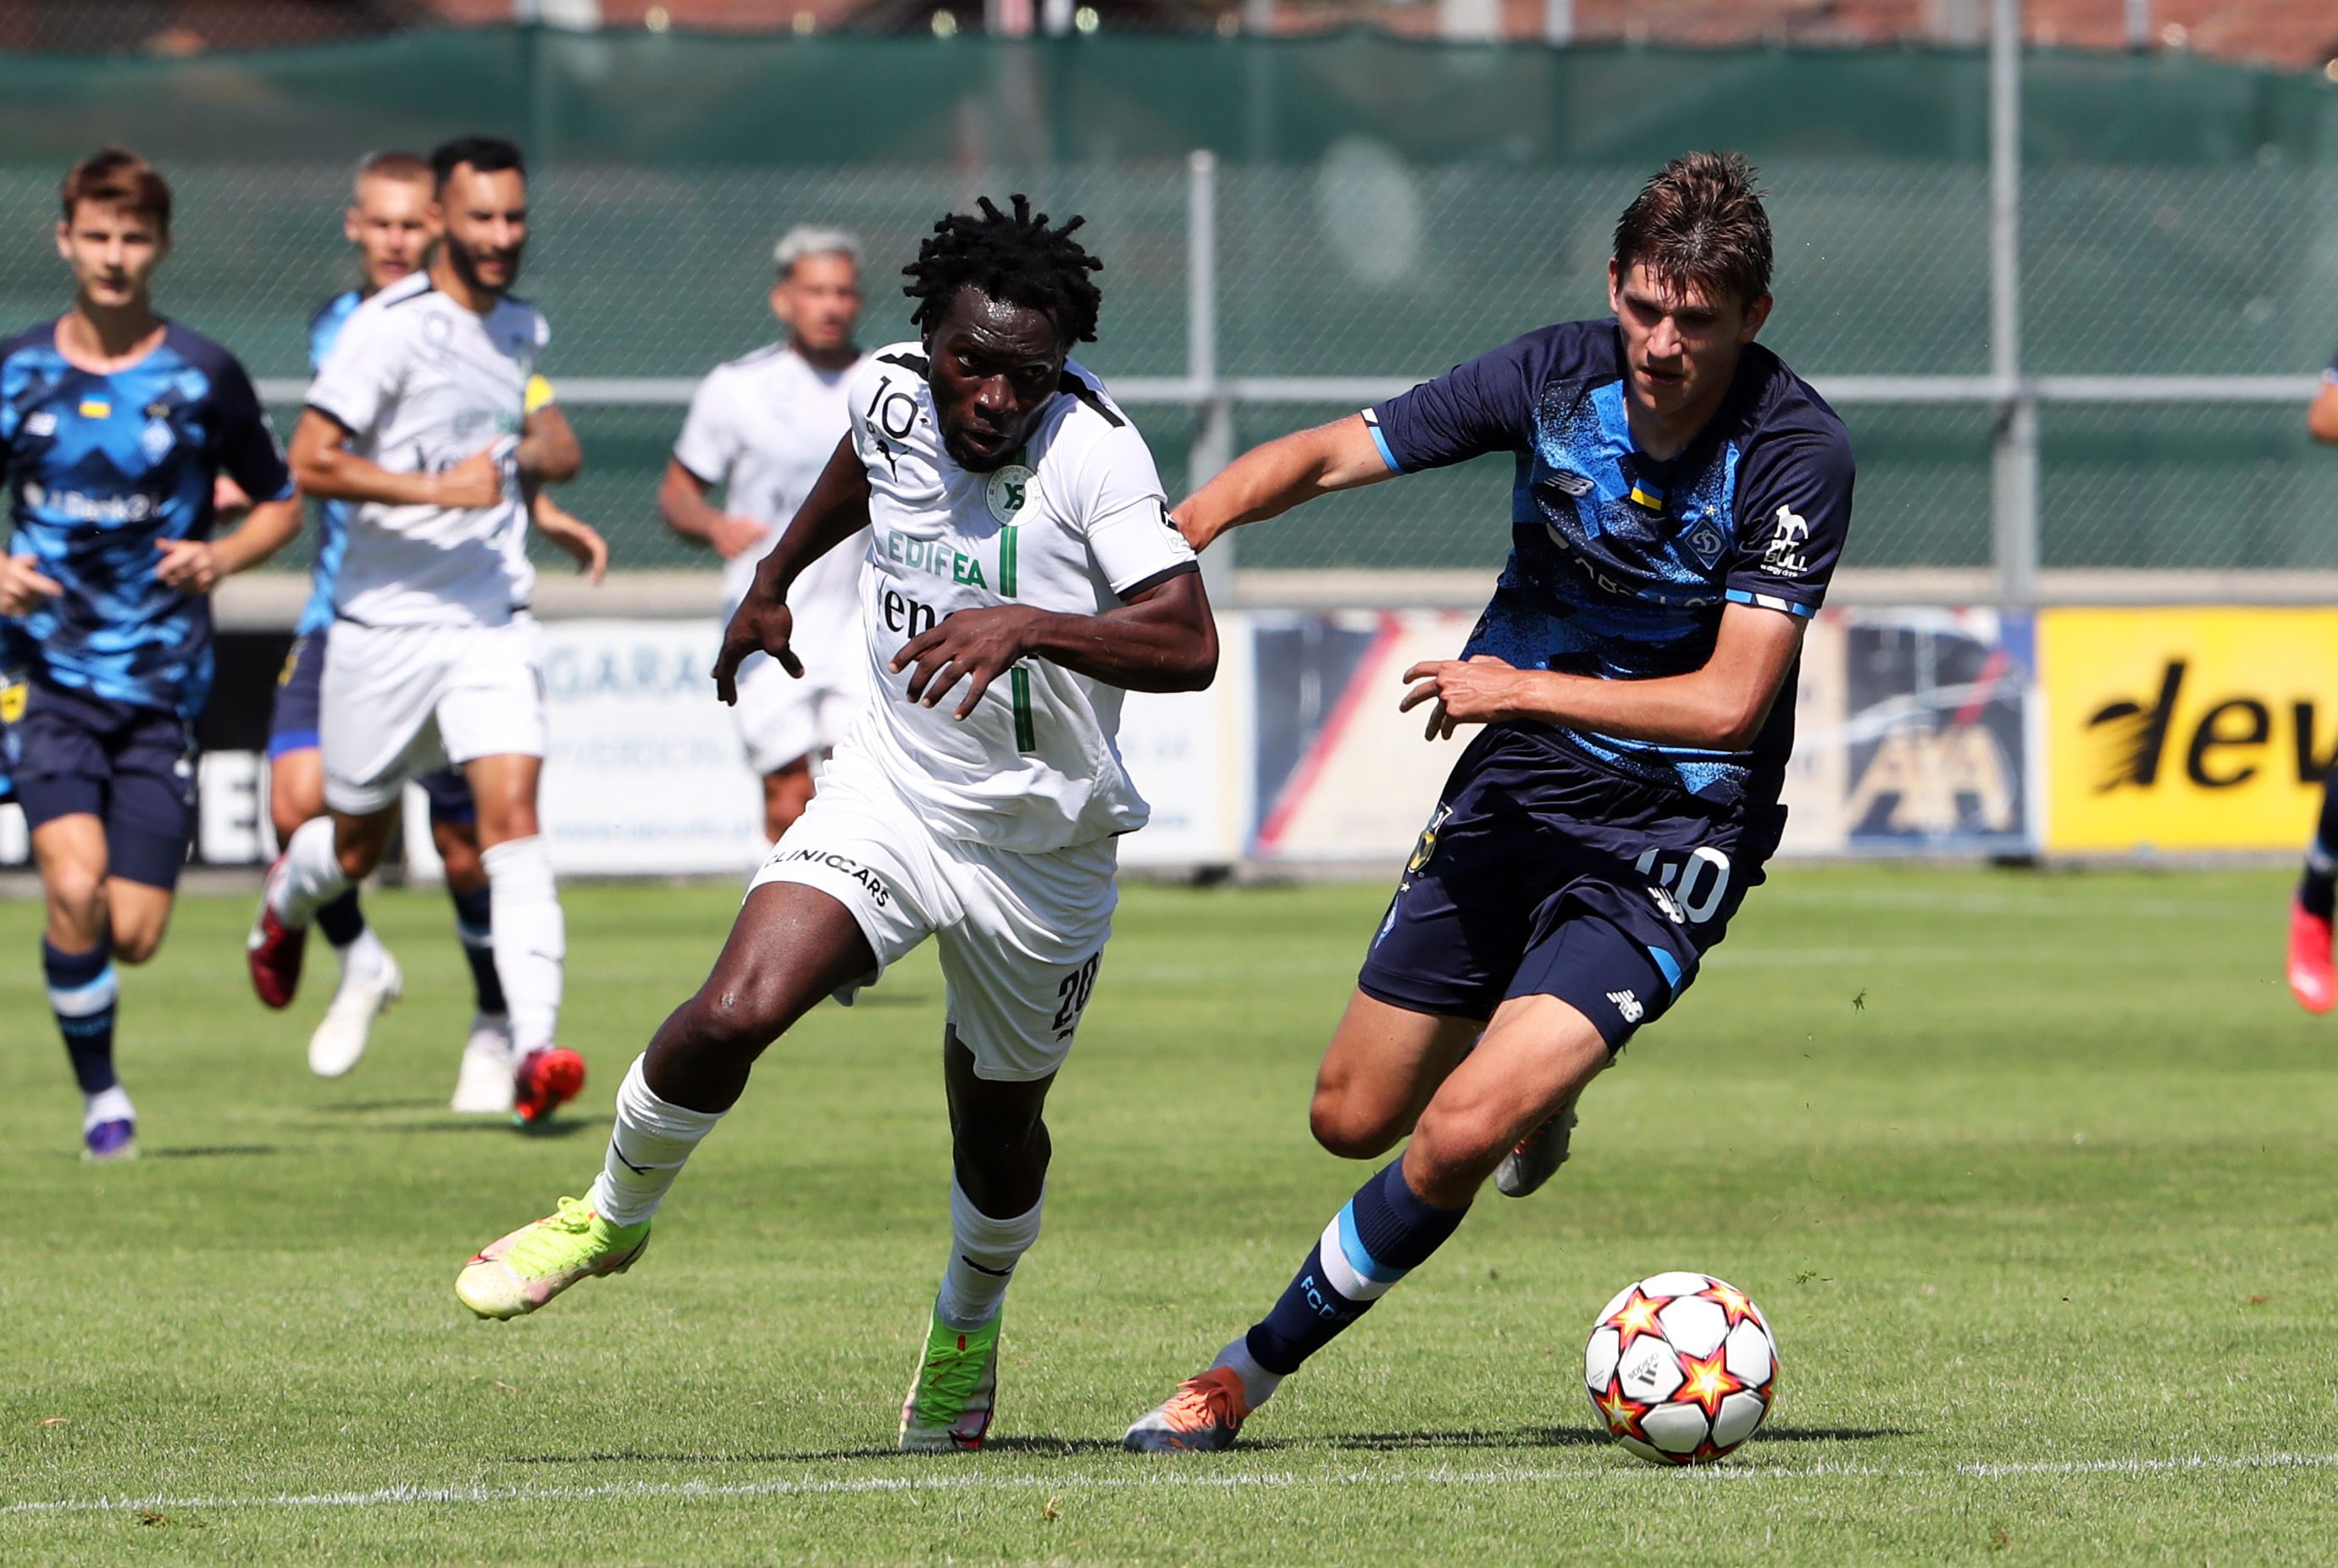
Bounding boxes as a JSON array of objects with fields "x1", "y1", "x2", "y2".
[
  {"x1": 1050, "y1": 951, "x2": 1101, "y2": 1041},
  {"x1": 1636, "y1": 845, "x2": 1732, "y2": 925}
]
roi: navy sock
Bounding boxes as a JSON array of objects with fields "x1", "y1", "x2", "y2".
[
  {"x1": 2303, "y1": 768, "x2": 2338, "y2": 921},
  {"x1": 43, "y1": 937, "x2": 119, "y2": 1095},
  {"x1": 315, "y1": 888, "x2": 365, "y2": 948},
  {"x1": 450, "y1": 882, "x2": 506, "y2": 1016},
  {"x1": 1244, "y1": 1158, "x2": 1469, "y2": 1377}
]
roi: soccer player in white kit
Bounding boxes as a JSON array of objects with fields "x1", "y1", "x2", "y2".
[
  {"x1": 454, "y1": 197, "x2": 1220, "y2": 1453},
  {"x1": 247, "y1": 135, "x2": 590, "y2": 1128},
  {"x1": 661, "y1": 227, "x2": 870, "y2": 843}
]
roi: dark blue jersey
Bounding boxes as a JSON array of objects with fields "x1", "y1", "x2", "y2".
[
  {"x1": 0, "y1": 320, "x2": 294, "y2": 719},
  {"x1": 298, "y1": 290, "x2": 363, "y2": 637},
  {"x1": 1366, "y1": 318, "x2": 1854, "y2": 805}
]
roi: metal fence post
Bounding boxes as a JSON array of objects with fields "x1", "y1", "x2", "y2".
[
  {"x1": 1989, "y1": 0, "x2": 2038, "y2": 604},
  {"x1": 1188, "y1": 150, "x2": 1236, "y2": 595}
]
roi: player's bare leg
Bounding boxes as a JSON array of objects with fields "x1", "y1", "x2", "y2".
[
  {"x1": 1127, "y1": 995, "x2": 1609, "y2": 1452},
  {"x1": 455, "y1": 883, "x2": 876, "y2": 1318},
  {"x1": 901, "y1": 1031, "x2": 1054, "y2": 1451},
  {"x1": 761, "y1": 755, "x2": 817, "y2": 844},
  {"x1": 1309, "y1": 990, "x2": 1576, "y2": 1197}
]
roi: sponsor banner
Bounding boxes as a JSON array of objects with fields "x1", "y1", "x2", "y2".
[
  {"x1": 2042, "y1": 607, "x2": 2338, "y2": 852},
  {"x1": 525, "y1": 618, "x2": 766, "y2": 878},
  {"x1": 1116, "y1": 612, "x2": 1252, "y2": 868},
  {"x1": 1250, "y1": 610, "x2": 1480, "y2": 863},
  {"x1": 1251, "y1": 606, "x2": 2036, "y2": 864},
  {"x1": 1785, "y1": 607, "x2": 2036, "y2": 855}
]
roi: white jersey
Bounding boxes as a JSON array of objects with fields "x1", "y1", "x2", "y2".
[
  {"x1": 305, "y1": 271, "x2": 547, "y2": 628},
  {"x1": 830, "y1": 341, "x2": 1198, "y2": 854},
  {"x1": 672, "y1": 342, "x2": 869, "y2": 660}
]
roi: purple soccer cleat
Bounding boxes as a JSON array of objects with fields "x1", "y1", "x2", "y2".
[{"x1": 83, "y1": 1117, "x2": 136, "y2": 1161}]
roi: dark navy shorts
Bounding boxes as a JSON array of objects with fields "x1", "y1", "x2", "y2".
[
  {"x1": 7, "y1": 679, "x2": 197, "y2": 890},
  {"x1": 265, "y1": 629, "x2": 327, "y2": 758},
  {"x1": 267, "y1": 625, "x2": 475, "y2": 826},
  {"x1": 1356, "y1": 725, "x2": 1787, "y2": 1054}
]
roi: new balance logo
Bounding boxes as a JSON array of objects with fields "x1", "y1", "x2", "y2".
[{"x1": 1608, "y1": 990, "x2": 1644, "y2": 1024}]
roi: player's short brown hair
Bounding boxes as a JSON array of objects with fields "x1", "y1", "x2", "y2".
[
  {"x1": 1611, "y1": 151, "x2": 1772, "y2": 310},
  {"x1": 354, "y1": 150, "x2": 431, "y2": 195},
  {"x1": 59, "y1": 147, "x2": 171, "y2": 241}
]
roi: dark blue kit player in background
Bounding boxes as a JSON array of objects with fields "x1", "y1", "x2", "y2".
[
  {"x1": 0, "y1": 149, "x2": 301, "y2": 1160},
  {"x1": 1124, "y1": 152, "x2": 1856, "y2": 1452}
]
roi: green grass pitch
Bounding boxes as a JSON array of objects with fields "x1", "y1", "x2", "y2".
[{"x1": 4, "y1": 865, "x2": 2335, "y2": 1562}]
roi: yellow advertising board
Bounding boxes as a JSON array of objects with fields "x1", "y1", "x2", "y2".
[{"x1": 2042, "y1": 607, "x2": 2338, "y2": 851}]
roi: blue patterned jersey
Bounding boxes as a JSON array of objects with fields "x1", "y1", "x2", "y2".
[
  {"x1": 0, "y1": 320, "x2": 294, "y2": 719},
  {"x1": 1367, "y1": 318, "x2": 1853, "y2": 806},
  {"x1": 298, "y1": 290, "x2": 363, "y2": 636}
]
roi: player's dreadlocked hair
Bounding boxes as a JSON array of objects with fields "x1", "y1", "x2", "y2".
[{"x1": 903, "y1": 194, "x2": 1104, "y2": 345}]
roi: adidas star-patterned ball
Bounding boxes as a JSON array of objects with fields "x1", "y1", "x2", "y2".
[{"x1": 1583, "y1": 1272, "x2": 1779, "y2": 1465}]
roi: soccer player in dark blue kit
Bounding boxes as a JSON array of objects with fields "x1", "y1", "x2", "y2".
[
  {"x1": 0, "y1": 149, "x2": 301, "y2": 1159},
  {"x1": 1126, "y1": 152, "x2": 1854, "y2": 1450},
  {"x1": 2285, "y1": 353, "x2": 2338, "y2": 1012}
]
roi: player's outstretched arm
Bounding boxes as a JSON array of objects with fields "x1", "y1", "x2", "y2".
[
  {"x1": 516, "y1": 406, "x2": 583, "y2": 485},
  {"x1": 527, "y1": 488, "x2": 608, "y2": 585},
  {"x1": 2310, "y1": 380, "x2": 2338, "y2": 445},
  {"x1": 658, "y1": 459, "x2": 768, "y2": 560},
  {"x1": 712, "y1": 433, "x2": 872, "y2": 704},
  {"x1": 288, "y1": 409, "x2": 503, "y2": 510},
  {"x1": 895, "y1": 569, "x2": 1218, "y2": 721},
  {"x1": 1400, "y1": 603, "x2": 1805, "y2": 751},
  {"x1": 1173, "y1": 414, "x2": 1395, "y2": 553},
  {"x1": 156, "y1": 494, "x2": 304, "y2": 594}
]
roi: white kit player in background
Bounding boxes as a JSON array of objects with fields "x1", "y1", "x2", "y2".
[
  {"x1": 247, "y1": 134, "x2": 595, "y2": 1129},
  {"x1": 662, "y1": 226, "x2": 872, "y2": 845},
  {"x1": 452, "y1": 197, "x2": 1219, "y2": 1455}
]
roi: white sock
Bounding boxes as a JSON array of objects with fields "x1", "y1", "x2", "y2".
[
  {"x1": 269, "y1": 817, "x2": 348, "y2": 929},
  {"x1": 332, "y1": 925, "x2": 392, "y2": 984},
  {"x1": 1211, "y1": 1336, "x2": 1283, "y2": 1409},
  {"x1": 481, "y1": 836, "x2": 563, "y2": 1055},
  {"x1": 586, "y1": 1055, "x2": 723, "y2": 1225},
  {"x1": 934, "y1": 1179, "x2": 1044, "y2": 1331},
  {"x1": 83, "y1": 1084, "x2": 135, "y2": 1133}
]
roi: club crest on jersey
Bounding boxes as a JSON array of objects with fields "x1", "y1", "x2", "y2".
[
  {"x1": 1685, "y1": 517, "x2": 1726, "y2": 568},
  {"x1": 986, "y1": 462, "x2": 1037, "y2": 524},
  {"x1": 140, "y1": 419, "x2": 175, "y2": 461}
]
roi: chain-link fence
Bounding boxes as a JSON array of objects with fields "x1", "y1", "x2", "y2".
[{"x1": 3, "y1": 30, "x2": 2336, "y2": 593}]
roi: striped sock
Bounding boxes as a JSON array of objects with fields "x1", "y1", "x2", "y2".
[
  {"x1": 1244, "y1": 1157, "x2": 1468, "y2": 1377},
  {"x1": 44, "y1": 937, "x2": 119, "y2": 1095}
]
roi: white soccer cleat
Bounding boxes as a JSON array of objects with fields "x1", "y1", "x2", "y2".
[
  {"x1": 1494, "y1": 1093, "x2": 1580, "y2": 1199},
  {"x1": 307, "y1": 952, "x2": 403, "y2": 1079},
  {"x1": 449, "y1": 1013, "x2": 518, "y2": 1115}
]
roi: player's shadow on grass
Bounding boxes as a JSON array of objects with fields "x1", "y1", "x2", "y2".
[
  {"x1": 504, "y1": 1426, "x2": 1910, "y2": 1470},
  {"x1": 139, "y1": 1144, "x2": 281, "y2": 1160},
  {"x1": 330, "y1": 1116, "x2": 612, "y2": 1139}
]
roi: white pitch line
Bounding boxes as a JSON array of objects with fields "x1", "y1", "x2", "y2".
[{"x1": 8, "y1": 1450, "x2": 2338, "y2": 1519}]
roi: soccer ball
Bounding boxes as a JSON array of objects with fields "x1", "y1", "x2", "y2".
[{"x1": 1583, "y1": 1271, "x2": 1779, "y2": 1465}]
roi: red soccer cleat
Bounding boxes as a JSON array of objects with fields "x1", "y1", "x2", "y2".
[
  {"x1": 2287, "y1": 898, "x2": 2335, "y2": 1015},
  {"x1": 245, "y1": 858, "x2": 308, "y2": 1010},
  {"x1": 512, "y1": 1047, "x2": 587, "y2": 1128}
]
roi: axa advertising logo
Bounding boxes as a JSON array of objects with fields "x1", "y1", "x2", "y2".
[{"x1": 2085, "y1": 658, "x2": 2332, "y2": 794}]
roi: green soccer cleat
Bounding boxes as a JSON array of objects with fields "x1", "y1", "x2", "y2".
[
  {"x1": 454, "y1": 1196, "x2": 650, "y2": 1320},
  {"x1": 899, "y1": 1308, "x2": 1001, "y2": 1451}
]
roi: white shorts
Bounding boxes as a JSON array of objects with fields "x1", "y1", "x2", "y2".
[
  {"x1": 320, "y1": 617, "x2": 547, "y2": 815},
  {"x1": 746, "y1": 755, "x2": 1116, "y2": 1082},
  {"x1": 731, "y1": 651, "x2": 862, "y2": 778}
]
